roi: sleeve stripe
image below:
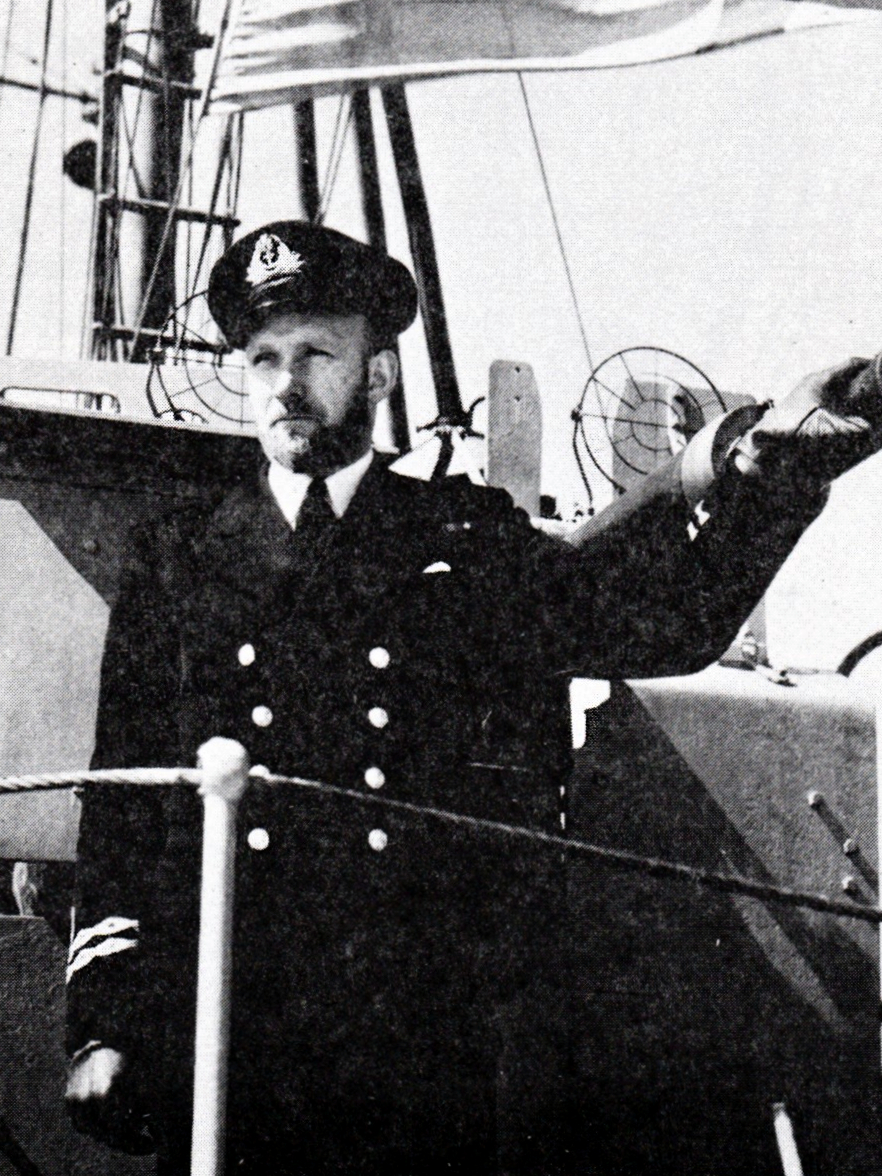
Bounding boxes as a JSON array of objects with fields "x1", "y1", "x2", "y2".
[
  {"x1": 68, "y1": 916, "x2": 139, "y2": 962},
  {"x1": 66, "y1": 936, "x2": 139, "y2": 984}
]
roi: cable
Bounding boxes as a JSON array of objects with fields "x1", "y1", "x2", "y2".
[
  {"x1": 59, "y1": 0, "x2": 68, "y2": 354},
  {"x1": 318, "y1": 94, "x2": 352, "y2": 224},
  {"x1": 230, "y1": 110, "x2": 243, "y2": 227},
  {"x1": 105, "y1": 0, "x2": 158, "y2": 353},
  {"x1": 2, "y1": 764, "x2": 880, "y2": 925},
  {"x1": 86, "y1": 0, "x2": 132, "y2": 358},
  {"x1": 128, "y1": 0, "x2": 237, "y2": 360},
  {"x1": 571, "y1": 421, "x2": 596, "y2": 513},
  {"x1": 319, "y1": 95, "x2": 346, "y2": 219},
  {"x1": 183, "y1": 81, "x2": 195, "y2": 317},
  {"x1": 0, "y1": 0, "x2": 19, "y2": 131},
  {"x1": 79, "y1": 191, "x2": 99, "y2": 357},
  {"x1": 6, "y1": 0, "x2": 54, "y2": 355},
  {"x1": 517, "y1": 73, "x2": 593, "y2": 374},
  {"x1": 190, "y1": 113, "x2": 234, "y2": 292}
]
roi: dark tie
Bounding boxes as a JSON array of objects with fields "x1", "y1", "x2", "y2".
[{"x1": 296, "y1": 477, "x2": 337, "y2": 538}]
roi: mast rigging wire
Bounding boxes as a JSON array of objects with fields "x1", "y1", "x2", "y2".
[
  {"x1": 184, "y1": 82, "x2": 195, "y2": 323},
  {"x1": 6, "y1": 0, "x2": 54, "y2": 355},
  {"x1": 106, "y1": 10, "x2": 160, "y2": 352},
  {"x1": 229, "y1": 111, "x2": 243, "y2": 225},
  {"x1": 127, "y1": 0, "x2": 237, "y2": 360},
  {"x1": 318, "y1": 94, "x2": 352, "y2": 223},
  {"x1": 82, "y1": 6, "x2": 117, "y2": 356},
  {"x1": 517, "y1": 73, "x2": 593, "y2": 375},
  {"x1": 189, "y1": 114, "x2": 237, "y2": 296},
  {"x1": 0, "y1": 71, "x2": 92, "y2": 101},
  {"x1": 59, "y1": 0, "x2": 67, "y2": 354},
  {"x1": 85, "y1": 3, "x2": 138, "y2": 356}
]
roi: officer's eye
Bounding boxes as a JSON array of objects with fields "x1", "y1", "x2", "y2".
[
  {"x1": 306, "y1": 347, "x2": 333, "y2": 359},
  {"x1": 249, "y1": 350, "x2": 276, "y2": 367}
]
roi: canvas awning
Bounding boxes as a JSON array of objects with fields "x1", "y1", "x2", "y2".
[{"x1": 209, "y1": 0, "x2": 882, "y2": 110}]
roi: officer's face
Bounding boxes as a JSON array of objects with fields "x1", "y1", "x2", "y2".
[{"x1": 243, "y1": 311, "x2": 398, "y2": 475}]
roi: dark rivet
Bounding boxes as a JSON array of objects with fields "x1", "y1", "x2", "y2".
[{"x1": 82, "y1": 538, "x2": 98, "y2": 554}]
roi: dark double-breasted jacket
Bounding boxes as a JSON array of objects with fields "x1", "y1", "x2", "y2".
[{"x1": 67, "y1": 453, "x2": 825, "y2": 1173}]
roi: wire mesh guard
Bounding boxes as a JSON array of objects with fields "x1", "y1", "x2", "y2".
[
  {"x1": 572, "y1": 347, "x2": 725, "y2": 496},
  {"x1": 146, "y1": 292, "x2": 252, "y2": 428}
]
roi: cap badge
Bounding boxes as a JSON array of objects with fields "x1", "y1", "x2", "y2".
[{"x1": 246, "y1": 233, "x2": 305, "y2": 287}]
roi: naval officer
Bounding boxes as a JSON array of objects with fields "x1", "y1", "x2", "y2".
[{"x1": 65, "y1": 220, "x2": 882, "y2": 1175}]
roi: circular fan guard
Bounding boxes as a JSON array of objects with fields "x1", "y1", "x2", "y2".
[
  {"x1": 146, "y1": 292, "x2": 251, "y2": 427},
  {"x1": 572, "y1": 347, "x2": 724, "y2": 503}
]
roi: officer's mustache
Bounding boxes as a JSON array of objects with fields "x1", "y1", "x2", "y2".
[
  {"x1": 279, "y1": 372, "x2": 373, "y2": 473},
  {"x1": 276, "y1": 362, "x2": 373, "y2": 435},
  {"x1": 275, "y1": 389, "x2": 322, "y2": 422}
]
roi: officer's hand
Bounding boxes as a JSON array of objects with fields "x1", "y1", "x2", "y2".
[
  {"x1": 733, "y1": 356, "x2": 882, "y2": 484},
  {"x1": 66, "y1": 1046, "x2": 155, "y2": 1155}
]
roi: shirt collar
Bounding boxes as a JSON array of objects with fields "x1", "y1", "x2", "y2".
[{"x1": 267, "y1": 449, "x2": 375, "y2": 529}]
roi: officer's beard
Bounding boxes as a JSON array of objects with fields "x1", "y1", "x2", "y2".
[{"x1": 287, "y1": 360, "x2": 375, "y2": 478}]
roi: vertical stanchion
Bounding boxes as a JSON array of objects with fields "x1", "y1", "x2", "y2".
[
  {"x1": 877, "y1": 692, "x2": 882, "y2": 1073},
  {"x1": 191, "y1": 738, "x2": 250, "y2": 1176},
  {"x1": 772, "y1": 1103, "x2": 804, "y2": 1176}
]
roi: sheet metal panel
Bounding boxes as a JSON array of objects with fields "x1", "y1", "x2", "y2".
[
  {"x1": 0, "y1": 405, "x2": 257, "y2": 861},
  {"x1": 568, "y1": 671, "x2": 880, "y2": 1172}
]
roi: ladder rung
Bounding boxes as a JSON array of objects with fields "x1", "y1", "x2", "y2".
[
  {"x1": 105, "y1": 69, "x2": 201, "y2": 100},
  {"x1": 98, "y1": 194, "x2": 239, "y2": 229},
  {"x1": 93, "y1": 325, "x2": 231, "y2": 358}
]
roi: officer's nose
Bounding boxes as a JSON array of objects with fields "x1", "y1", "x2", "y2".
[{"x1": 275, "y1": 365, "x2": 310, "y2": 410}]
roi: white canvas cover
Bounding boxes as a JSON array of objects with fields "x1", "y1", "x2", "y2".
[{"x1": 209, "y1": 0, "x2": 881, "y2": 110}]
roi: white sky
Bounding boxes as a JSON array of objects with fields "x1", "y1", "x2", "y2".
[{"x1": 0, "y1": 2, "x2": 880, "y2": 667}]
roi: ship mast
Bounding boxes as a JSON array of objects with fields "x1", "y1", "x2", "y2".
[
  {"x1": 92, "y1": 0, "x2": 229, "y2": 362},
  {"x1": 90, "y1": 0, "x2": 465, "y2": 439}
]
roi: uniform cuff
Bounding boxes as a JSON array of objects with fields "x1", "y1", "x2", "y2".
[
  {"x1": 68, "y1": 1039, "x2": 104, "y2": 1064},
  {"x1": 680, "y1": 403, "x2": 768, "y2": 508}
]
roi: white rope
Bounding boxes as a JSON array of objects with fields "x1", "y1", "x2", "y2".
[{"x1": 3, "y1": 765, "x2": 880, "y2": 925}]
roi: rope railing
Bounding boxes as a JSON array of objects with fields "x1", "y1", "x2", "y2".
[
  {"x1": 8, "y1": 737, "x2": 879, "y2": 1176},
  {"x1": 0, "y1": 768, "x2": 201, "y2": 791},
  {"x1": 3, "y1": 761, "x2": 880, "y2": 926}
]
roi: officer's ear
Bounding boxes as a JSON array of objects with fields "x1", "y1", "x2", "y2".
[{"x1": 367, "y1": 349, "x2": 399, "y2": 406}]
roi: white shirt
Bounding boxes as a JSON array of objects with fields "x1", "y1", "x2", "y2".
[{"x1": 267, "y1": 449, "x2": 375, "y2": 529}]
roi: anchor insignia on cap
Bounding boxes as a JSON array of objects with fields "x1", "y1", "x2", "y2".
[{"x1": 246, "y1": 233, "x2": 305, "y2": 287}]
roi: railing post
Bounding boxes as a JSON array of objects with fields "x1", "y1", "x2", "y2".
[
  {"x1": 191, "y1": 738, "x2": 250, "y2": 1176},
  {"x1": 877, "y1": 692, "x2": 882, "y2": 1073}
]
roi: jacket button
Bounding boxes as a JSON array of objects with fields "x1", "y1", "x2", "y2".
[
  {"x1": 364, "y1": 766, "x2": 385, "y2": 790},
  {"x1": 368, "y1": 646, "x2": 390, "y2": 669},
  {"x1": 252, "y1": 705, "x2": 273, "y2": 728},
  {"x1": 368, "y1": 829, "x2": 388, "y2": 852},
  {"x1": 247, "y1": 828, "x2": 270, "y2": 851},
  {"x1": 238, "y1": 643, "x2": 256, "y2": 666},
  {"x1": 367, "y1": 707, "x2": 388, "y2": 729}
]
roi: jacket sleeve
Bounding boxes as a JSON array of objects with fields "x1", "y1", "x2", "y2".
[
  {"x1": 68, "y1": 519, "x2": 194, "y2": 1063},
  {"x1": 526, "y1": 455, "x2": 828, "y2": 679},
  {"x1": 66, "y1": 784, "x2": 167, "y2": 1060},
  {"x1": 90, "y1": 520, "x2": 185, "y2": 773}
]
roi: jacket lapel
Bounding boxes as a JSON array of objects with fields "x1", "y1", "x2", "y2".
[
  {"x1": 196, "y1": 470, "x2": 304, "y2": 599},
  {"x1": 192, "y1": 456, "x2": 439, "y2": 615}
]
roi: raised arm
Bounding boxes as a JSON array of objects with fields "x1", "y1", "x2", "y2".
[{"x1": 534, "y1": 360, "x2": 882, "y2": 679}]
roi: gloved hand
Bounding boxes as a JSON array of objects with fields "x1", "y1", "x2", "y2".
[
  {"x1": 732, "y1": 355, "x2": 882, "y2": 485},
  {"x1": 66, "y1": 1045, "x2": 156, "y2": 1155}
]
